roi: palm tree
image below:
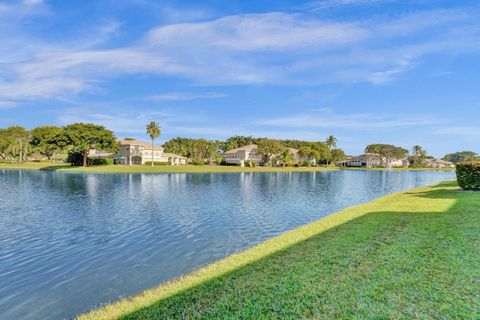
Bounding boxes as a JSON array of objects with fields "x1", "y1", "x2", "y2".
[
  {"x1": 325, "y1": 135, "x2": 337, "y2": 150},
  {"x1": 146, "y1": 121, "x2": 161, "y2": 167},
  {"x1": 412, "y1": 145, "x2": 423, "y2": 157},
  {"x1": 325, "y1": 135, "x2": 337, "y2": 166}
]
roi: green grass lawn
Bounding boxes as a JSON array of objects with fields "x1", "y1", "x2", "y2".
[
  {"x1": 0, "y1": 162, "x2": 454, "y2": 173},
  {"x1": 79, "y1": 181, "x2": 479, "y2": 319}
]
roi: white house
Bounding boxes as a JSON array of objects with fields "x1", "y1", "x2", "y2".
[
  {"x1": 223, "y1": 144, "x2": 262, "y2": 166},
  {"x1": 223, "y1": 144, "x2": 316, "y2": 166},
  {"x1": 425, "y1": 158, "x2": 455, "y2": 168},
  {"x1": 115, "y1": 139, "x2": 187, "y2": 165},
  {"x1": 337, "y1": 153, "x2": 408, "y2": 168}
]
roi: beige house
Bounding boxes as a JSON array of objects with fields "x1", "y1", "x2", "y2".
[
  {"x1": 338, "y1": 153, "x2": 408, "y2": 168},
  {"x1": 223, "y1": 144, "x2": 316, "y2": 166},
  {"x1": 425, "y1": 158, "x2": 455, "y2": 168},
  {"x1": 223, "y1": 144, "x2": 262, "y2": 166},
  {"x1": 115, "y1": 139, "x2": 187, "y2": 165}
]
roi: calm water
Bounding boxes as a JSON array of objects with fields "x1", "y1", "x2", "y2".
[{"x1": 0, "y1": 169, "x2": 454, "y2": 319}]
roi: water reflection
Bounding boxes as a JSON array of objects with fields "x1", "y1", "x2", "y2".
[{"x1": 0, "y1": 169, "x2": 454, "y2": 320}]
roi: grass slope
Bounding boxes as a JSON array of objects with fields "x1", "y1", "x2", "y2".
[{"x1": 79, "y1": 181, "x2": 479, "y2": 319}]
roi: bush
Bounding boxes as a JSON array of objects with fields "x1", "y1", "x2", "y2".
[
  {"x1": 67, "y1": 151, "x2": 114, "y2": 166},
  {"x1": 456, "y1": 162, "x2": 480, "y2": 190},
  {"x1": 301, "y1": 160, "x2": 312, "y2": 167},
  {"x1": 191, "y1": 159, "x2": 205, "y2": 166},
  {"x1": 144, "y1": 161, "x2": 170, "y2": 166}
]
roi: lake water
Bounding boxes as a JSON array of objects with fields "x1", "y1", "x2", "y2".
[{"x1": 0, "y1": 169, "x2": 454, "y2": 319}]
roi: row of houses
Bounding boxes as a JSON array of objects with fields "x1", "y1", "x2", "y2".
[
  {"x1": 336, "y1": 153, "x2": 454, "y2": 168},
  {"x1": 91, "y1": 139, "x2": 455, "y2": 168}
]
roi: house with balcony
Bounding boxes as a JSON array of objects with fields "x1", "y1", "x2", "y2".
[{"x1": 115, "y1": 139, "x2": 187, "y2": 165}]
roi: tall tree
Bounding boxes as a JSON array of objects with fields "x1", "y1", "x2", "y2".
[
  {"x1": 330, "y1": 149, "x2": 347, "y2": 163},
  {"x1": 310, "y1": 142, "x2": 331, "y2": 165},
  {"x1": 30, "y1": 126, "x2": 67, "y2": 161},
  {"x1": 64, "y1": 123, "x2": 116, "y2": 167},
  {"x1": 257, "y1": 139, "x2": 285, "y2": 166},
  {"x1": 0, "y1": 126, "x2": 30, "y2": 162},
  {"x1": 365, "y1": 144, "x2": 408, "y2": 168},
  {"x1": 325, "y1": 135, "x2": 337, "y2": 166},
  {"x1": 146, "y1": 121, "x2": 161, "y2": 167}
]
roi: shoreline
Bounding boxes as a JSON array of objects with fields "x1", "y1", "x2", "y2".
[
  {"x1": 0, "y1": 163, "x2": 454, "y2": 174},
  {"x1": 78, "y1": 180, "x2": 477, "y2": 319}
]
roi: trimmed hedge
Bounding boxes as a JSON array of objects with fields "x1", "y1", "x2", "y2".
[
  {"x1": 144, "y1": 161, "x2": 170, "y2": 166},
  {"x1": 456, "y1": 161, "x2": 480, "y2": 190}
]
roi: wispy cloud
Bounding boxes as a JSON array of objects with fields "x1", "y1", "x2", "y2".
[
  {"x1": 146, "y1": 92, "x2": 229, "y2": 101},
  {"x1": 254, "y1": 112, "x2": 443, "y2": 129},
  {"x1": 1, "y1": 6, "x2": 479, "y2": 101},
  {"x1": 303, "y1": 0, "x2": 388, "y2": 11}
]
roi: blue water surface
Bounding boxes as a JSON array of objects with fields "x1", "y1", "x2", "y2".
[{"x1": 0, "y1": 169, "x2": 454, "y2": 319}]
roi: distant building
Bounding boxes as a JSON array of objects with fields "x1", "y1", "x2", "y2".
[
  {"x1": 223, "y1": 144, "x2": 262, "y2": 166},
  {"x1": 115, "y1": 139, "x2": 187, "y2": 165},
  {"x1": 223, "y1": 144, "x2": 316, "y2": 166},
  {"x1": 337, "y1": 153, "x2": 408, "y2": 168},
  {"x1": 425, "y1": 158, "x2": 455, "y2": 168}
]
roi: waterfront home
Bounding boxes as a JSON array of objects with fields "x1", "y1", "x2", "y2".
[
  {"x1": 223, "y1": 144, "x2": 316, "y2": 166},
  {"x1": 115, "y1": 139, "x2": 187, "y2": 165},
  {"x1": 286, "y1": 148, "x2": 317, "y2": 166},
  {"x1": 223, "y1": 144, "x2": 262, "y2": 166},
  {"x1": 425, "y1": 158, "x2": 455, "y2": 168},
  {"x1": 337, "y1": 153, "x2": 408, "y2": 168}
]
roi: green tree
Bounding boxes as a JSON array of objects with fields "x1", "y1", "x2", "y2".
[
  {"x1": 30, "y1": 126, "x2": 67, "y2": 161},
  {"x1": 365, "y1": 144, "x2": 408, "y2": 168},
  {"x1": 409, "y1": 145, "x2": 427, "y2": 168},
  {"x1": 443, "y1": 151, "x2": 477, "y2": 164},
  {"x1": 325, "y1": 136, "x2": 338, "y2": 166},
  {"x1": 310, "y1": 142, "x2": 331, "y2": 165},
  {"x1": 146, "y1": 121, "x2": 161, "y2": 166},
  {"x1": 64, "y1": 123, "x2": 116, "y2": 167},
  {"x1": 223, "y1": 136, "x2": 257, "y2": 151},
  {"x1": 278, "y1": 149, "x2": 295, "y2": 167},
  {"x1": 330, "y1": 149, "x2": 347, "y2": 163},
  {"x1": 0, "y1": 126, "x2": 30, "y2": 162},
  {"x1": 257, "y1": 139, "x2": 285, "y2": 166}
]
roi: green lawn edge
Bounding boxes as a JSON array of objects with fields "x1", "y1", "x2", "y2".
[{"x1": 78, "y1": 180, "x2": 478, "y2": 319}]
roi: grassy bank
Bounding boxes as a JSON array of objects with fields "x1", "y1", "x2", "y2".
[
  {"x1": 0, "y1": 162, "x2": 454, "y2": 173},
  {"x1": 79, "y1": 181, "x2": 479, "y2": 319}
]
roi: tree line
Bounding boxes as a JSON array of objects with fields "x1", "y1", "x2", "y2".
[
  {"x1": 162, "y1": 135, "x2": 347, "y2": 166},
  {"x1": 1, "y1": 123, "x2": 477, "y2": 167},
  {"x1": 0, "y1": 124, "x2": 116, "y2": 166}
]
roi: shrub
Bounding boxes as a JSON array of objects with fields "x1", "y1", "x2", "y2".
[
  {"x1": 144, "y1": 161, "x2": 170, "y2": 166},
  {"x1": 301, "y1": 160, "x2": 312, "y2": 167},
  {"x1": 456, "y1": 162, "x2": 480, "y2": 190},
  {"x1": 67, "y1": 151, "x2": 114, "y2": 166},
  {"x1": 191, "y1": 159, "x2": 205, "y2": 166}
]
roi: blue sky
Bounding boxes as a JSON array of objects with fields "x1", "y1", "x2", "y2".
[{"x1": 0, "y1": 0, "x2": 479, "y2": 157}]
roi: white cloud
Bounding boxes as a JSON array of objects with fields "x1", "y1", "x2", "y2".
[
  {"x1": 303, "y1": 0, "x2": 388, "y2": 11},
  {"x1": 1, "y1": 6, "x2": 479, "y2": 101},
  {"x1": 146, "y1": 92, "x2": 228, "y2": 101},
  {"x1": 254, "y1": 112, "x2": 442, "y2": 129}
]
